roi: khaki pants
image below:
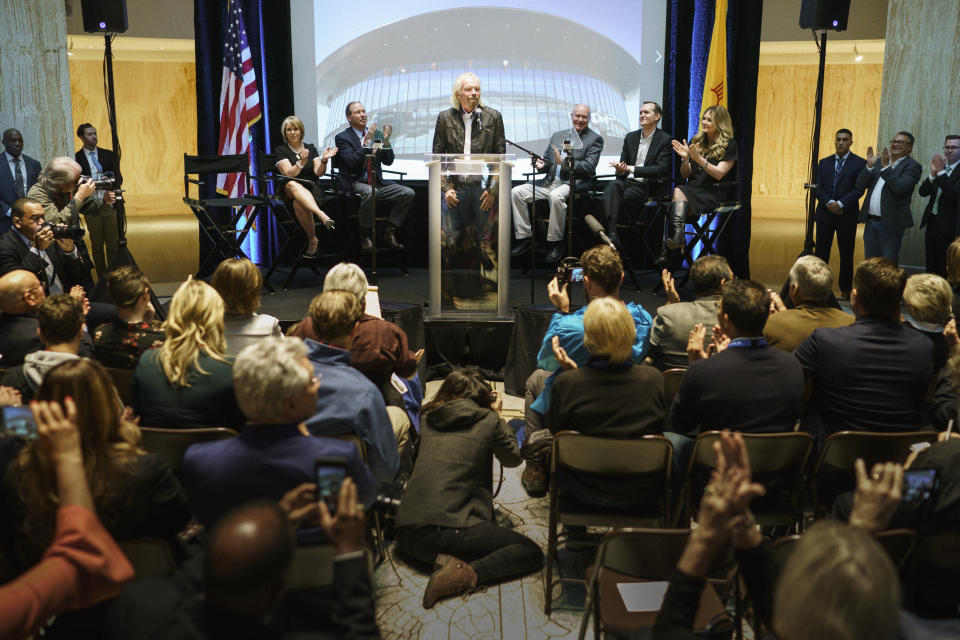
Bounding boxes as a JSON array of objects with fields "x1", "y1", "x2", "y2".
[{"x1": 82, "y1": 203, "x2": 119, "y2": 278}]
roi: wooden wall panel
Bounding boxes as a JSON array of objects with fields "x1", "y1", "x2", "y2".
[
  {"x1": 753, "y1": 62, "x2": 883, "y2": 214},
  {"x1": 69, "y1": 57, "x2": 196, "y2": 211}
]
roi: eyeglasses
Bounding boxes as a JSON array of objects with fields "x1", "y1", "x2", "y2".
[
  {"x1": 889, "y1": 139, "x2": 911, "y2": 146},
  {"x1": 944, "y1": 146, "x2": 960, "y2": 151}
]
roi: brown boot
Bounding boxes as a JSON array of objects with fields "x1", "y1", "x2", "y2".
[{"x1": 422, "y1": 555, "x2": 478, "y2": 609}]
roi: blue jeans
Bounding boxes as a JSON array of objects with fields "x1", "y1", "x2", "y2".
[{"x1": 863, "y1": 217, "x2": 904, "y2": 263}]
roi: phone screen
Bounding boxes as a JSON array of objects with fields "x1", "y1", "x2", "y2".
[
  {"x1": 902, "y1": 469, "x2": 938, "y2": 504},
  {"x1": 315, "y1": 457, "x2": 347, "y2": 515},
  {"x1": 569, "y1": 267, "x2": 584, "y2": 282},
  {"x1": 0, "y1": 406, "x2": 38, "y2": 440}
]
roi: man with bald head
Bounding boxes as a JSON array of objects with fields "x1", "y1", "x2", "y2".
[
  {"x1": 104, "y1": 481, "x2": 379, "y2": 638},
  {"x1": 510, "y1": 104, "x2": 603, "y2": 262},
  {"x1": 0, "y1": 269, "x2": 46, "y2": 365}
]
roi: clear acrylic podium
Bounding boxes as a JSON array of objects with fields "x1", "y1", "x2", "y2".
[{"x1": 425, "y1": 154, "x2": 515, "y2": 319}]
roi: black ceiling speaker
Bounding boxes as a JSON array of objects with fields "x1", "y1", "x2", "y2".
[
  {"x1": 81, "y1": 0, "x2": 128, "y2": 34},
  {"x1": 799, "y1": 0, "x2": 851, "y2": 31}
]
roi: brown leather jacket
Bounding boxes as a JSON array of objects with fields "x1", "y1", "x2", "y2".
[{"x1": 432, "y1": 106, "x2": 506, "y2": 193}]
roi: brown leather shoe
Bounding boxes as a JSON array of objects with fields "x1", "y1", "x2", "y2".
[
  {"x1": 422, "y1": 555, "x2": 478, "y2": 609},
  {"x1": 521, "y1": 461, "x2": 547, "y2": 496},
  {"x1": 383, "y1": 226, "x2": 405, "y2": 250}
]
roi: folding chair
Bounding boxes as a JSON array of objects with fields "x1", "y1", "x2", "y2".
[
  {"x1": 685, "y1": 431, "x2": 815, "y2": 532},
  {"x1": 544, "y1": 431, "x2": 674, "y2": 614},
  {"x1": 182, "y1": 153, "x2": 267, "y2": 278},
  {"x1": 327, "y1": 432, "x2": 387, "y2": 563},
  {"x1": 105, "y1": 366, "x2": 135, "y2": 406},
  {"x1": 662, "y1": 368, "x2": 686, "y2": 407},
  {"x1": 578, "y1": 528, "x2": 730, "y2": 639},
  {"x1": 139, "y1": 426, "x2": 239, "y2": 476},
  {"x1": 810, "y1": 430, "x2": 938, "y2": 517}
]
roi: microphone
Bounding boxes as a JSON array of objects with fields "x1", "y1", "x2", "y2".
[
  {"x1": 584, "y1": 214, "x2": 617, "y2": 251},
  {"x1": 474, "y1": 107, "x2": 483, "y2": 131}
]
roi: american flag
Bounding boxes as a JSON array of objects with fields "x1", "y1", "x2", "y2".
[{"x1": 217, "y1": 0, "x2": 261, "y2": 197}]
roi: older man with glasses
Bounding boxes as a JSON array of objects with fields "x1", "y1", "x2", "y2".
[{"x1": 855, "y1": 132, "x2": 923, "y2": 264}]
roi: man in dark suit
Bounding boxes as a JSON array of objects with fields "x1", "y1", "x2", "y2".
[
  {"x1": 670, "y1": 279, "x2": 804, "y2": 435},
  {"x1": 795, "y1": 258, "x2": 933, "y2": 439},
  {"x1": 814, "y1": 128, "x2": 867, "y2": 296},
  {"x1": 919, "y1": 134, "x2": 960, "y2": 276},
  {"x1": 510, "y1": 104, "x2": 604, "y2": 262},
  {"x1": 855, "y1": 131, "x2": 923, "y2": 264},
  {"x1": 333, "y1": 103, "x2": 414, "y2": 251},
  {"x1": 1, "y1": 128, "x2": 42, "y2": 234},
  {"x1": 74, "y1": 123, "x2": 120, "y2": 277},
  {"x1": 601, "y1": 101, "x2": 672, "y2": 242},
  {"x1": 0, "y1": 197, "x2": 86, "y2": 295}
]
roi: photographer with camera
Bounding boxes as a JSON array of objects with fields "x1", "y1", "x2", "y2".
[
  {"x1": 0, "y1": 197, "x2": 86, "y2": 297},
  {"x1": 518, "y1": 244, "x2": 653, "y2": 494},
  {"x1": 75, "y1": 124, "x2": 120, "y2": 278}
]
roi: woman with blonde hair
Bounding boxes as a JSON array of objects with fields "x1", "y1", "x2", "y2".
[
  {"x1": 211, "y1": 258, "x2": 281, "y2": 356},
  {"x1": 903, "y1": 272, "x2": 953, "y2": 370},
  {"x1": 131, "y1": 278, "x2": 244, "y2": 429},
  {"x1": 657, "y1": 105, "x2": 738, "y2": 265},
  {"x1": 0, "y1": 359, "x2": 190, "y2": 574},
  {"x1": 274, "y1": 115, "x2": 338, "y2": 259}
]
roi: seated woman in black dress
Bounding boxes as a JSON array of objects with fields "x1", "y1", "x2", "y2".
[
  {"x1": 274, "y1": 115, "x2": 338, "y2": 259},
  {"x1": 657, "y1": 105, "x2": 738, "y2": 266},
  {"x1": 394, "y1": 368, "x2": 543, "y2": 609}
]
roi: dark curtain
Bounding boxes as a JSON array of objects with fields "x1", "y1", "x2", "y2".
[
  {"x1": 662, "y1": 0, "x2": 762, "y2": 279},
  {"x1": 194, "y1": 0, "x2": 294, "y2": 274}
]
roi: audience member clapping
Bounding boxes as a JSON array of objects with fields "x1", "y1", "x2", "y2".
[
  {"x1": 181, "y1": 336, "x2": 377, "y2": 541},
  {"x1": 131, "y1": 278, "x2": 244, "y2": 429},
  {"x1": 210, "y1": 258, "x2": 281, "y2": 357},
  {"x1": 395, "y1": 368, "x2": 543, "y2": 609},
  {"x1": 763, "y1": 255, "x2": 853, "y2": 352},
  {"x1": 653, "y1": 431, "x2": 903, "y2": 640},
  {"x1": 0, "y1": 398, "x2": 134, "y2": 638},
  {"x1": 671, "y1": 279, "x2": 803, "y2": 435},
  {"x1": 648, "y1": 255, "x2": 732, "y2": 369},
  {"x1": 1, "y1": 293, "x2": 85, "y2": 403},
  {"x1": 0, "y1": 359, "x2": 190, "y2": 575},
  {"x1": 93, "y1": 265, "x2": 163, "y2": 369}
]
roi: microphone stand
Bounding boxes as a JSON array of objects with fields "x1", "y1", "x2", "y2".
[
  {"x1": 365, "y1": 143, "x2": 380, "y2": 284},
  {"x1": 564, "y1": 141, "x2": 575, "y2": 258},
  {"x1": 507, "y1": 138, "x2": 546, "y2": 304}
]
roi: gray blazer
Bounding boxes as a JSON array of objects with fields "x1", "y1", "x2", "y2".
[
  {"x1": 648, "y1": 295, "x2": 721, "y2": 370},
  {"x1": 855, "y1": 156, "x2": 923, "y2": 228},
  {"x1": 537, "y1": 127, "x2": 604, "y2": 192}
]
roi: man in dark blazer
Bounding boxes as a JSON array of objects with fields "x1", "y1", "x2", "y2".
[
  {"x1": 855, "y1": 131, "x2": 923, "y2": 264},
  {"x1": 1, "y1": 128, "x2": 42, "y2": 234},
  {"x1": 795, "y1": 258, "x2": 933, "y2": 440},
  {"x1": 813, "y1": 128, "x2": 867, "y2": 296},
  {"x1": 919, "y1": 134, "x2": 960, "y2": 276},
  {"x1": 0, "y1": 269, "x2": 46, "y2": 367},
  {"x1": 601, "y1": 101, "x2": 672, "y2": 240},
  {"x1": 0, "y1": 197, "x2": 86, "y2": 295},
  {"x1": 333, "y1": 102, "x2": 414, "y2": 251},
  {"x1": 510, "y1": 103, "x2": 604, "y2": 262},
  {"x1": 75, "y1": 123, "x2": 120, "y2": 276},
  {"x1": 670, "y1": 279, "x2": 804, "y2": 435}
]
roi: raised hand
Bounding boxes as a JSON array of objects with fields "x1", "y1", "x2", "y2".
[
  {"x1": 672, "y1": 138, "x2": 690, "y2": 162},
  {"x1": 849, "y1": 458, "x2": 902, "y2": 534},
  {"x1": 931, "y1": 153, "x2": 946, "y2": 174},
  {"x1": 547, "y1": 276, "x2": 570, "y2": 313},
  {"x1": 322, "y1": 146, "x2": 338, "y2": 161},
  {"x1": 687, "y1": 323, "x2": 709, "y2": 362},
  {"x1": 880, "y1": 146, "x2": 891, "y2": 167},
  {"x1": 551, "y1": 336, "x2": 578, "y2": 371},
  {"x1": 661, "y1": 269, "x2": 680, "y2": 304},
  {"x1": 865, "y1": 146, "x2": 878, "y2": 168},
  {"x1": 318, "y1": 477, "x2": 367, "y2": 556}
]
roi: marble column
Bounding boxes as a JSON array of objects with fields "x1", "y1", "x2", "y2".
[
  {"x1": 880, "y1": 0, "x2": 960, "y2": 268},
  {"x1": 0, "y1": 0, "x2": 73, "y2": 161}
]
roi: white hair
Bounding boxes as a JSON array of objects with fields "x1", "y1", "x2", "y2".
[
  {"x1": 323, "y1": 262, "x2": 368, "y2": 303},
  {"x1": 233, "y1": 337, "x2": 311, "y2": 421},
  {"x1": 450, "y1": 72, "x2": 483, "y2": 108}
]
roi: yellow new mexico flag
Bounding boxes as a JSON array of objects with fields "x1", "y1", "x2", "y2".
[{"x1": 700, "y1": 0, "x2": 728, "y2": 117}]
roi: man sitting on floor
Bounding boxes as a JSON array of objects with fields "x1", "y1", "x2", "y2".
[
  {"x1": 520, "y1": 244, "x2": 653, "y2": 494},
  {"x1": 671, "y1": 279, "x2": 804, "y2": 435},
  {"x1": 764, "y1": 255, "x2": 854, "y2": 352}
]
